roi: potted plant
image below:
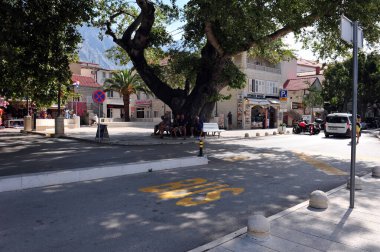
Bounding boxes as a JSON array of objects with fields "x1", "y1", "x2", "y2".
[{"x1": 278, "y1": 123, "x2": 287, "y2": 134}]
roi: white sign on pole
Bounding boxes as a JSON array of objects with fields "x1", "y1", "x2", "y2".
[
  {"x1": 280, "y1": 101, "x2": 287, "y2": 111},
  {"x1": 340, "y1": 15, "x2": 363, "y2": 48}
]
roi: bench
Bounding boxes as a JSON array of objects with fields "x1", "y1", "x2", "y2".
[{"x1": 202, "y1": 123, "x2": 225, "y2": 138}]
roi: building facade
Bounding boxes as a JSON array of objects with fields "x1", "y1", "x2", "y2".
[{"x1": 216, "y1": 52, "x2": 295, "y2": 129}]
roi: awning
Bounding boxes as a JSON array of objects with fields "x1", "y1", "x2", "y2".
[
  {"x1": 247, "y1": 98, "x2": 270, "y2": 106},
  {"x1": 267, "y1": 98, "x2": 280, "y2": 104}
]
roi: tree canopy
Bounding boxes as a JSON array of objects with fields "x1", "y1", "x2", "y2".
[
  {"x1": 323, "y1": 52, "x2": 380, "y2": 117},
  {"x1": 94, "y1": 0, "x2": 380, "y2": 119},
  {"x1": 0, "y1": 0, "x2": 94, "y2": 106}
]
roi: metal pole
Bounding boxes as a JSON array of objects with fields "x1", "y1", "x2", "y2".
[
  {"x1": 57, "y1": 83, "x2": 61, "y2": 117},
  {"x1": 98, "y1": 103, "x2": 101, "y2": 143},
  {"x1": 349, "y1": 21, "x2": 358, "y2": 209},
  {"x1": 75, "y1": 87, "x2": 77, "y2": 115}
]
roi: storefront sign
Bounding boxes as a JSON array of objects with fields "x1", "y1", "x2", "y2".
[
  {"x1": 135, "y1": 100, "x2": 152, "y2": 106},
  {"x1": 247, "y1": 93, "x2": 265, "y2": 99}
]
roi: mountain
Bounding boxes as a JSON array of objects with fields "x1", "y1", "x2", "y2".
[{"x1": 77, "y1": 26, "x2": 125, "y2": 70}]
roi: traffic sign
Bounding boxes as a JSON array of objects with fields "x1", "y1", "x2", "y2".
[
  {"x1": 280, "y1": 89, "x2": 288, "y2": 98},
  {"x1": 341, "y1": 15, "x2": 363, "y2": 48},
  {"x1": 92, "y1": 90, "x2": 106, "y2": 104},
  {"x1": 280, "y1": 89, "x2": 288, "y2": 102}
]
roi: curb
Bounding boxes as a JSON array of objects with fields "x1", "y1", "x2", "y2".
[
  {"x1": 188, "y1": 173, "x2": 372, "y2": 252},
  {"x1": 0, "y1": 156, "x2": 208, "y2": 193}
]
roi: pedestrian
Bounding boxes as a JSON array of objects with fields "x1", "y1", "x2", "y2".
[
  {"x1": 64, "y1": 108, "x2": 70, "y2": 119},
  {"x1": 356, "y1": 115, "x2": 361, "y2": 144},
  {"x1": 227, "y1": 111, "x2": 232, "y2": 130}
]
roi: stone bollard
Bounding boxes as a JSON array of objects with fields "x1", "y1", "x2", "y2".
[
  {"x1": 244, "y1": 133, "x2": 250, "y2": 138},
  {"x1": 286, "y1": 130, "x2": 290, "y2": 134},
  {"x1": 347, "y1": 176, "x2": 363, "y2": 190},
  {"x1": 256, "y1": 132, "x2": 260, "y2": 137},
  {"x1": 373, "y1": 167, "x2": 380, "y2": 178},
  {"x1": 24, "y1": 115, "x2": 32, "y2": 131},
  {"x1": 309, "y1": 190, "x2": 329, "y2": 209},
  {"x1": 247, "y1": 214, "x2": 270, "y2": 240},
  {"x1": 273, "y1": 131, "x2": 277, "y2": 135},
  {"x1": 54, "y1": 116, "x2": 65, "y2": 137},
  {"x1": 265, "y1": 132, "x2": 269, "y2": 136}
]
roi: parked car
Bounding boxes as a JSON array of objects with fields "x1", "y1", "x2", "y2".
[{"x1": 324, "y1": 113, "x2": 353, "y2": 138}]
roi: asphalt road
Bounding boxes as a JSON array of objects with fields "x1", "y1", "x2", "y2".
[
  {"x1": 0, "y1": 131, "x2": 378, "y2": 252},
  {"x1": 0, "y1": 135, "x2": 199, "y2": 176}
]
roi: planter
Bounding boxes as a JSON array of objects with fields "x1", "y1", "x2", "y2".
[{"x1": 278, "y1": 125, "x2": 286, "y2": 134}]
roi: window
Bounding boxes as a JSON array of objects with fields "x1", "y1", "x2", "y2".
[
  {"x1": 108, "y1": 73, "x2": 113, "y2": 78},
  {"x1": 136, "y1": 108, "x2": 144, "y2": 118},
  {"x1": 107, "y1": 90, "x2": 113, "y2": 98},
  {"x1": 107, "y1": 108, "x2": 113, "y2": 118},
  {"x1": 102, "y1": 72, "x2": 106, "y2": 78},
  {"x1": 250, "y1": 79, "x2": 265, "y2": 93},
  {"x1": 266, "y1": 81, "x2": 278, "y2": 95},
  {"x1": 154, "y1": 111, "x2": 159, "y2": 118}
]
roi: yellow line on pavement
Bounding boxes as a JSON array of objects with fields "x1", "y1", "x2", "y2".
[
  {"x1": 294, "y1": 152, "x2": 348, "y2": 176},
  {"x1": 176, "y1": 188, "x2": 244, "y2": 207}
]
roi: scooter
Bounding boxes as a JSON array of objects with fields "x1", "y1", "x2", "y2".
[{"x1": 293, "y1": 120, "x2": 321, "y2": 135}]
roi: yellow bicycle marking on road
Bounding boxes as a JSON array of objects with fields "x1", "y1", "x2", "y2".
[
  {"x1": 223, "y1": 155, "x2": 251, "y2": 161},
  {"x1": 139, "y1": 178, "x2": 207, "y2": 193},
  {"x1": 139, "y1": 178, "x2": 244, "y2": 207},
  {"x1": 176, "y1": 188, "x2": 244, "y2": 207},
  {"x1": 295, "y1": 152, "x2": 348, "y2": 175}
]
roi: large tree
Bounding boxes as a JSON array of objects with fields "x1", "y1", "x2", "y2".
[
  {"x1": 103, "y1": 69, "x2": 152, "y2": 121},
  {"x1": 323, "y1": 52, "x2": 380, "y2": 117},
  {"x1": 95, "y1": 0, "x2": 380, "y2": 120},
  {"x1": 0, "y1": 0, "x2": 94, "y2": 106}
]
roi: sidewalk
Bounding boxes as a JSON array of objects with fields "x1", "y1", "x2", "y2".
[
  {"x1": 42, "y1": 126, "x2": 290, "y2": 145},
  {"x1": 192, "y1": 174, "x2": 380, "y2": 252}
]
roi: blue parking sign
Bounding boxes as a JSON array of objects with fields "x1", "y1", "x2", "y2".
[{"x1": 280, "y1": 89, "x2": 288, "y2": 98}]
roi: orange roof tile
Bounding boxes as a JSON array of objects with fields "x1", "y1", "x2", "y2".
[
  {"x1": 283, "y1": 77, "x2": 318, "y2": 91},
  {"x1": 71, "y1": 74, "x2": 101, "y2": 88}
]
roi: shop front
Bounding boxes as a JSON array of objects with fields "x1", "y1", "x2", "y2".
[
  {"x1": 240, "y1": 95, "x2": 280, "y2": 129},
  {"x1": 106, "y1": 104, "x2": 124, "y2": 118},
  {"x1": 134, "y1": 100, "x2": 152, "y2": 120}
]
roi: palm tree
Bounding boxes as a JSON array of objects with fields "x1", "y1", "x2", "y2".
[{"x1": 103, "y1": 69, "x2": 151, "y2": 122}]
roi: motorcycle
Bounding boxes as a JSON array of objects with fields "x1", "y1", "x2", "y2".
[{"x1": 293, "y1": 120, "x2": 321, "y2": 135}]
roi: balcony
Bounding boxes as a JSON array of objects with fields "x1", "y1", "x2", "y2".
[{"x1": 246, "y1": 63, "x2": 281, "y2": 74}]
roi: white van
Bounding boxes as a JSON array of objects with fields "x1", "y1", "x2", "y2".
[{"x1": 324, "y1": 113, "x2": 353, "y2": 138}]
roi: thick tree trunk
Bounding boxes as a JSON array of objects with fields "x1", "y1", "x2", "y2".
[
  {"x1": 110, "y1": 3, "x2": 229, "y2": 122},
  {"x1": 123, "y1": 94, "x2": 130, "y2": 122}
]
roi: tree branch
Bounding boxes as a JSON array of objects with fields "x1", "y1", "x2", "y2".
[
  {"x1": 233, "y1": 12, "x2": 321, "y2": 56},
  {"x1": 131, "y1": 0, "x2": 155, "y2": 49},
  {"x1": 205, "y1": 22, "x2": 225, "y2": 56},
  {"x1": 105, "y1": 11, "x2": 125, "y2": 43},
  {"x1": 122, "y1": 13, "x2": 143, "y2": 42}
]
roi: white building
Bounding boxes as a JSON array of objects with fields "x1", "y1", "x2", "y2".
[{"x1": 216, "y1": 52, "x2": 296, "y2": 129}]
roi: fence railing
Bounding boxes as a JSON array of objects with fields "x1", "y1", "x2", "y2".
[{"x1": 246, "y1": 63, "x2": 281, "y2": 74}]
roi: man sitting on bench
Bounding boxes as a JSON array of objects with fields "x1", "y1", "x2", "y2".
[{"x1": 191, "y1": 116, "x2": 203, "y2": 139}]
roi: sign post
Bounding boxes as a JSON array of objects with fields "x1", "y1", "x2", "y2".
[
  {"x1": 92, "y1": 90, "x2": 106, "y2": 143},
  {"x1": 340, "y1": 15, "x2": 363, "y2": 208}
]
